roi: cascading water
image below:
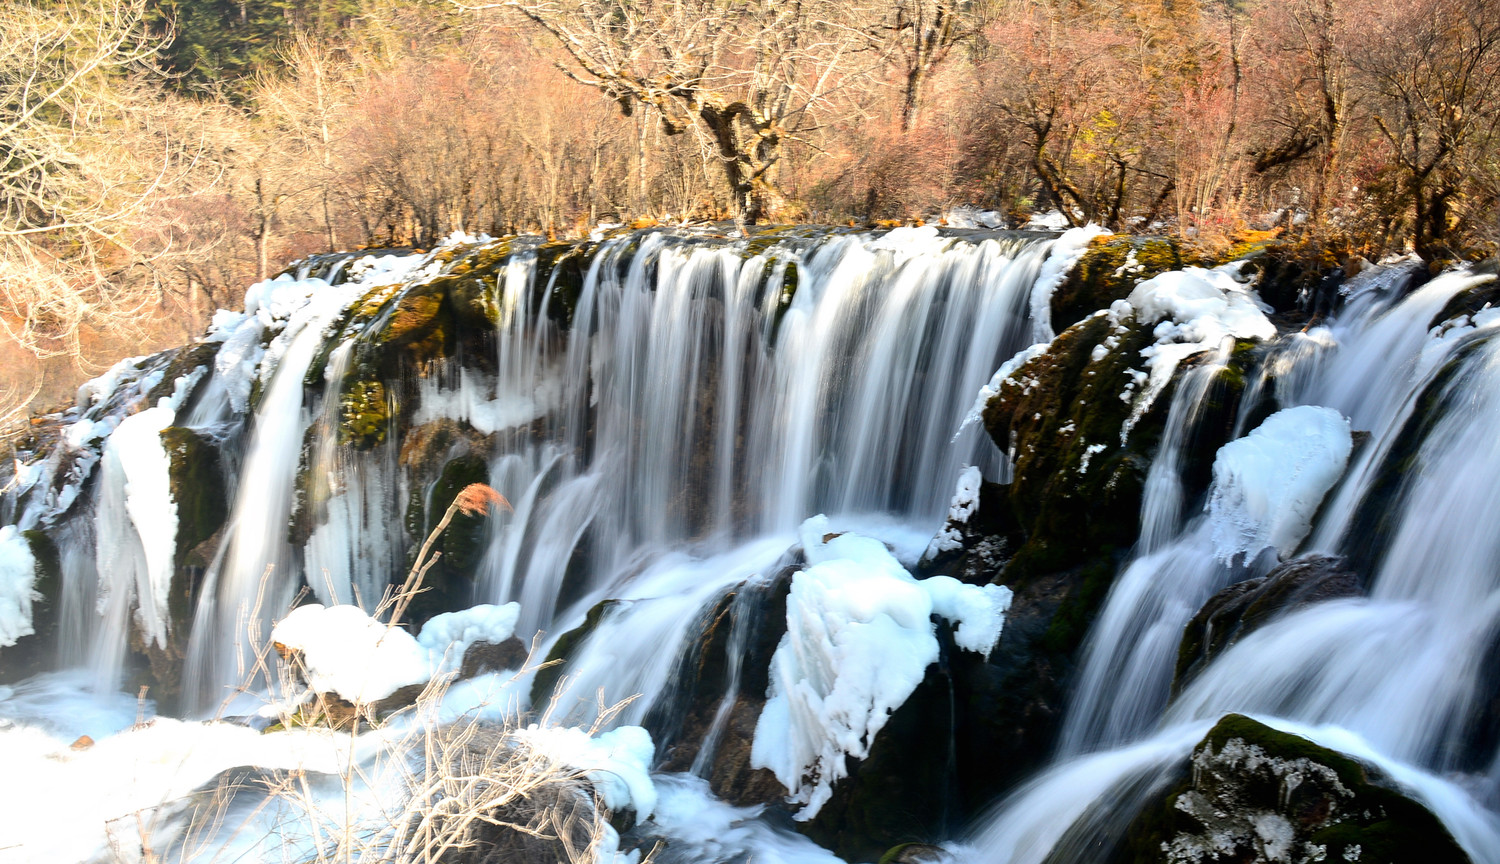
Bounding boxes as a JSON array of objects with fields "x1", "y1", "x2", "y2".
[
  {"x1": 7, "y1": 222, "x2": 1500, "y2": 864},
  {"x1": 962, "y1": 262, "x2": 1500, "y2": 863}
]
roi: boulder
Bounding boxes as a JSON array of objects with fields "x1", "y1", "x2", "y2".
[
  {"x1": 459, "y1": 637, "x2": 529, "y2": 679},
  {"x1": 1114, "y1": 714, "x2": 1470, "y2": 864},
  {"x1": 1174, "y1": 554, "x2": 1363, "y2": 693}
]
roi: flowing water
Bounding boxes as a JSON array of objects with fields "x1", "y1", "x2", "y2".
[
  {"x1": 963, "y1": 264, "x2": 1500, "y2": 862},
  {"x1": 8, "y1": 229, "x2": 1500, "y2": 862}
]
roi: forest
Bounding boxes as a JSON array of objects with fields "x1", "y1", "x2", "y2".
[{"x1": 3, "y1": 0, "x2": 1499, "y2": 433}]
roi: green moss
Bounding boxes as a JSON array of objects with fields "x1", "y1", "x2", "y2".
[
  {"x1": 159, "y1": 427, "x2": 228, "y2": 567},
  {"x1": 159, "y1": 426, "x2": 228, "y2": 638},
  {"x1": 529, "y1": 599, "x2": 620, "y2": 706},
  {"x1": 984, "y1": 314, "x2": 1163, "y2": 581},
  {"x1": 338, "y1": 377, "x2": 389, "y2": 450},
  {"x1": 1038, "y1": 552, "x2": 1121, "y2": 654},
  {"x1": 535, "y1": 241, "x2": 593, "y2": 331},
  {"x1": 1049, "y1": 236, "x2": 1185, "y2": 333},
  {"x1": 1112, "y1": 714, "x2": 1469, "y2": 864},
  {"x1": 429, "y1": 453, "x2": 490, "y2": 572}
]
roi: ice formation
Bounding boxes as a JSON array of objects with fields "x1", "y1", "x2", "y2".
[
  {"x1": 752, "y1": 516, "x2": 1013, "y2": 819},
  {"x1": 0, "y1": 526, "x2": 38, "y2": 646},
  {"x1": 1208, "y1": 406, "x2": 1353, "y2": 564},
  {"x1": 94, "y1": 405, "x2": 179, "y2": 648},
  {"x1": 1029, "y1": 224, "x2": 1112, "y2": 342},
  {"x1": 925, "y1": 465, "x2": 984, "y2": 557}
]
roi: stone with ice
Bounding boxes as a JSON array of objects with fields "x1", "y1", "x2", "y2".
[
  {"x1": 751, "y1": 516, "x2": 1012, "y2": 819},
  {"x1": 1208, "y1": 406, "x2": 1353, "y2": 564}
]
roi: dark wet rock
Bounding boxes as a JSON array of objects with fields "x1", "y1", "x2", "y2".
[
  {"x1": 1428, "y1": 269, "x2": 1500, "y2": 331},
  {"x1": 1174, "y1": 554, "x2": 1363, "y2": 694},
  {"x1": 982, "y1": 314, "x2": 1166, "y2": 580},
  {"x1": 647, "y1": 566, "x2": 794, "y2": 808},
  {"x1": 878, "y1": 842, "x2": 950, "y2": 864},
  {"x1": 144, "y1": 341, "x2": 220, "y2": 406},
  {"x1": 1113, "y1": 714, "x2": 1470, "y2": 864},
  {"x1": 529, "y1": 599, "x2": 620, "y2": 707},
  {"x1": 919, "y1": 478, "x2": 1018, "y2": 586},
  {"x1": 459, "y1": 637, "x2": 528, "y2": 679}
]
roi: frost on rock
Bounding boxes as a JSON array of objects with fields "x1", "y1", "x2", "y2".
[
  {"x1": 1029, "y1": 224, "x2": 1112, "y2": 343},
  {"x1": 94, "y1": 405, "x2": 179, "y2": 648},
  {"x1": 512, "y1": 724, "x2": 658, "y2": 819},
  {"x1": 417, "y1": 602, "x2": 521, "y2": 675},
  {"x1": 1112, "y1": 264, "x2": 1277, "y2": 441},
  {"x1": 1209, "y1": 406, "x2": 1353, "y2": 565},
  {"x1": 0, "y1": 526, "x2": 38, "y2": 646},
  {"x1": 925, "y1": 465, "x2": 983, "y2": 558},
  {"x1": 751, "y1": 516, "x2": 1013, "y2": 819}
]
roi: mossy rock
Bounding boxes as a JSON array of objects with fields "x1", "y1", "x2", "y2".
[
  {"x1": 982, "y1": 314, "x2": 1163, "y2": 580},
  {"x1": 338, "y1": 376, "x2": 389, "y2": 450},
  {"x1": 529, "y1": 599, "x2": 620, "y2": 707},
  {"x1": 144, "y1": 341, "x2": 220, "y2": 405},
  {"x1": 400, "y1": 452, "x2": 493, "y2": 626},
  {"x1": 984, "y1": 306, "x2": 1258, "y2": 587},
  {"x1": 1112, "y1": 714, "x2": 1470, "y2": 864},
  {"x1": 1049, "y1": 236, "x2": 1186, "y2": 334},
  {"x1": 535, "y1": 240, "x2": 595, "y2": 331},
  {"x1": 160, "y1": 426, "x2": 228, "y2": 570}
]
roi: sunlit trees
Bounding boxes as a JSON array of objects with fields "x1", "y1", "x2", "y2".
[
  {"x1": 1348, "y1": 0, "x2": 1500, "y2": 257},
  {"x1": 467, "y1": 0, "x2": 884, "y2": 223},
  {"x1": 0, "y1": 0, "x2": 214, "y2": 436}
]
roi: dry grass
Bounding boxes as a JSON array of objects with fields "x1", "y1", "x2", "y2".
[{"x1": 115, "y1": 485, "x2": 637, "y2": 864}]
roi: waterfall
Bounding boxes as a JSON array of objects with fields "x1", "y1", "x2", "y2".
[
  {"x1": 963, "y1": 262, "x2": 1500, "y2": 861},
  {"x1": 10, "y1": 226, "x2": 1500, "y2": 863},
  {"x1": 6, "y1": 227, "x2": 1062, "y2": 716}
]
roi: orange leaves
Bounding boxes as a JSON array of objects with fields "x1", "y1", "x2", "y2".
[{"x1": 455, "y1": 483, "x2": 512, "y2": 517}]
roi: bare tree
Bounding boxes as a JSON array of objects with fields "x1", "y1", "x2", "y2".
[
  {"x1": 462, "y1": 0, "x2": 880, "y2": 223},
  {"x1": 879, "y1": 0, "x2": 993, "y2": 132},
  {"x1": 0, "y1": 0, "x2": 197, "y2": 361},
  {"x1": 1348, "y1": 0, "x2": 1500, "y2": 258}
]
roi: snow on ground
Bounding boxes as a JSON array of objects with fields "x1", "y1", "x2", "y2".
[
  {"x1": 0, "y1": 525, "x2": 37, "y2": 646},
  {"x1": 271, "y1": 602, "x2": 528, "y2": 704},
  {"x1": 417, "y1": 602, "x2": 522, "y2": 675},
  {"x1": 1208, "y1": 406, "x2": 1353, "y2": 564},
  {"x1": 751, "y1": 516, "x2": 1013, "y2": 819},
  {"x1": 511, "y1": 724, "x2": 657, "y2": 818},
  {"x1": 641, "y1": 774, "x2": 847, "y2": 864},
  {"x1": 273, "y1": 605, "x2": 430, "y2": 704}
]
